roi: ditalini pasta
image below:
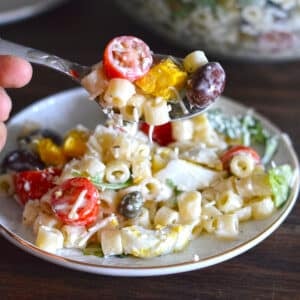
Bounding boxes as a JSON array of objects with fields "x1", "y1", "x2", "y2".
[{"x1": 0, "y1": 36, "x2": 294, "y2": 259}]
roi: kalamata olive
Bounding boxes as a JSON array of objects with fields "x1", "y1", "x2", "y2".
[
  {"x1": 18, "y1": 128, "x2": 62, "y2": 150},
  {"x1": 186, "y1": 62, "x2": 225, "y2": 108},
  {"x1": 118, "y1": 191, "x2": 144, "y2": 219},
  {"x1": 1, "y1": 149, "x2": 45, "y2": 173}
]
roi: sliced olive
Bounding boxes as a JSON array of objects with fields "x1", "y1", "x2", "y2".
[
  {"x1": 118, "y1": 191, "x2": 143, "y2": 219},
  {"x1": 18, "y1": 128, "x2": 63, "y2": 150},
  {"x1": 1, "y1": 149, "x2": 45, "y2": 173}
]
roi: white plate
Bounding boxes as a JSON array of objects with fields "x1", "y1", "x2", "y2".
[
  {"x1": 0, "y1": 0, "x2": 67, "y2": 25},
  {"x1": 0, "y1": 88, "x2": 299, "y2": 276}
]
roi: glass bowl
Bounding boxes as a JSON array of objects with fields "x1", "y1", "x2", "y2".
[{"x1": 116, "y1": 0, "x2": 300, "y2": 61}]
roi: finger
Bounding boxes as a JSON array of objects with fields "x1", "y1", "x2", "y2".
[
  {"x1": 0, "y1": 122, "x2": 7, "y2": 151},
  {"x1": 0, "y1": 88, "x2": 12, "y2": 121},
  {"x1": 0, "y1": 55, "x2": 32, "y2": 88}
]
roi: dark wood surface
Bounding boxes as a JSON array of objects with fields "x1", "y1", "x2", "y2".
[{"x1": 1, "y1": 1, "x2": 299, "y2": 299}]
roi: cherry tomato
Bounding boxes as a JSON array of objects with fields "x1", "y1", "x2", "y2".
[
  {"x1": 140, "y1": 122, "x2": 174, "y2": 146},
  {"x1": 103, "y1": 36, "x2": 153, "y2": 81},
  {"x1": 14, "y1": 168, "x2": 61, "y2": 205},
  {"x1": 50, "y1": 177, "x2": 99, "y2": 226},
  {"x1": 220, "y1": 145, "x2": 260, "y2": 170}
]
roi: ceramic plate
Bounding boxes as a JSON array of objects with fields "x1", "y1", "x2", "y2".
[
  {"x1": 0, "y1": 0, "x2": 67, "y2": 25},
  {"x1": 0, "y1": 88, "x2": 299, "y2": 276}
]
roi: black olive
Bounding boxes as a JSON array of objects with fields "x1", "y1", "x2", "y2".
[
  {"x1": 186, "y1": 62, "x2": 225, "y2": 108},
  {"x1": 1, "y1": 149, "x2": 45, "y2": 173},
  {"x1": 118, "y1": 191, "x2": 144, "y2": 219},
  {"x1": 18, "y1": 128, "x2": 62, "y2": 150}
]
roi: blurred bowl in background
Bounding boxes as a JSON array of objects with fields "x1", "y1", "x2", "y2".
[
  {"x1": 116, "y1": 0, "x2": 300, "y2": 61},
  {"x1": 0, "y1": 0, "x2": 68, "y2": 25}
]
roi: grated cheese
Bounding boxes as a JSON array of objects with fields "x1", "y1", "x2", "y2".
[{"x1": 68, "y1": 189, "x2": 87, "y2": 220}]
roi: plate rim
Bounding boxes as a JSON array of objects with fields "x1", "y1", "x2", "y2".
[{"x1": 1, "y1": 87, "x2": 299, "y2": 276}]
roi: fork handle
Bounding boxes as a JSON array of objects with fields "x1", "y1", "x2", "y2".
[{"x1": 0, "y1": 38, "x2": 80, "y2": 81}]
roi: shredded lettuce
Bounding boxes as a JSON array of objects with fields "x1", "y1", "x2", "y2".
[
  {"x1": 268, "y1": 165, "x2": 293, "y2": 208},
  {"x1": 261, "y1": 136, "x2": 279, "y2": 165}
]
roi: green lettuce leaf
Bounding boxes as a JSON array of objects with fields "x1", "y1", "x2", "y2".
[{"x1": 268, "y1": 165, "x2": 293, "y2": 208}]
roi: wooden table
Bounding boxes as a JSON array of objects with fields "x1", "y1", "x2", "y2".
[{"x1": 1, "y1": 1, "x2": 299, "y2": 299}]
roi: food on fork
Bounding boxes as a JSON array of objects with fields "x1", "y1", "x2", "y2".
[{"x1": 81, "y1": 36, "x2": 225, "y2": 125}]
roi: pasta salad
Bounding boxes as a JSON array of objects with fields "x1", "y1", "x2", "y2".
[
  {"x1": 0, "y1": 109, "x2": 294, "y2": 258},
  {"x1": 0, "y1": 36, "x2": 294, "y2": 259}
]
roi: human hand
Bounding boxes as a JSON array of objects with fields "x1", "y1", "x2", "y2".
[{"x1": 0, "y1": 55, "x2": 32, "y2": 151}]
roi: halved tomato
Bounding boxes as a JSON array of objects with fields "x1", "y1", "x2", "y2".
[
  {"x1": 14, "y1": 168, "x2": 61, "y2": 205},
  {"x1": 220, "y1": 145, "x2": 260, "y2": 170},
  {"x1": 103, "y1": 35, "x2": 153, "y2": 81},
  {"x1": 140, "y1": 122, "x2": 174, "y2": 146},
  {"x1": 50, "y1": 177, "x2": 99, "y2": 226}
]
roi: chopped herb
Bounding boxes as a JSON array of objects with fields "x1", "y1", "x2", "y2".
[
  {"x1": 166, "y1": 178, "x2": 182, "y2": 196},
  {"x1": 72, "y1": 171, "x2": 132, "y2": 190},
  {"x1": 91, "y1": 177, "x2": 133, "y2": 191}
]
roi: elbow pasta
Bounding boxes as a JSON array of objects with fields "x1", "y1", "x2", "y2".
[
  {"x1": 120, "y1": 94, "x2": 146, "y2": 122},
  {"x1": 171, "y1": 119, "x2": 194, "y2": 141},
  {"x1": 177, "y1": 191, "x2": 202, "y2": 224},
  {"x1": 215, "y1": 214, "x2": 239, "y2": 239},
  {"x1": 217, "y1": 190, "x2": 243, "y2": 214},
  {"x1": 101, "y1": 229, "x2": 123, "y2": 256},
  {"x1": 61, "y1": 225, "x2": 87, "y2": 248},
  {"x1": 22, "y1": 200, "x2": 40, "y2": 226},
  {"x1": 229, "y1": 154, "x2": 255, "y2": 178},
  {"x1": 35, "y1": 226, "x2": 64, "y2": 253},
  {"x1": 154, "y1": 206, "x2": 179, "y2": 226},
  {"x1": 103, "y1": 78, "x2": 136, "y2": 108},
  {"x1": 143, "y1": 97, "x2": 170, "y2": 125},
  {"x1": 105, "y1": 161, "x2": 131, "y2": 184},
  {"x1": 251, "y1": 197, "x2": 274, "y2": 220}
]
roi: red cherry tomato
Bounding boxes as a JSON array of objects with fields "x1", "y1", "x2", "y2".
[
  {"x1": 50, "y1": 177, "x2": 99, "y2": 226},
  {"x1": 140, "y1": 122, "x2": 174, "y2": 146},
  {"x1": 220, "y1": 145, "x2": 260, "y2": 170},
  {"x1": 103, "y1": 35, "x2": 153, "y2": 81},
  {"x1": 14, "y1": 168, "x2": 61, "y2": 205}
]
